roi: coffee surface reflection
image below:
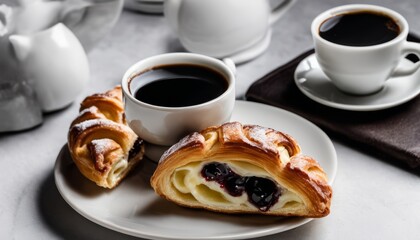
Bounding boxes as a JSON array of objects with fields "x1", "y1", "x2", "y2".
[
  {"x1": 319, "y1": 11, "x2": 400, "y2": 46},
  {"x1": 132, "y1": 64, "x2": 228, "y2": 107}
]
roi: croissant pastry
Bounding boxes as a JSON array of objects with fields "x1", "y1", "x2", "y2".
[
  {"x1": 151, "y1": 122, "x2": 332, "y2": 217},
  {"x1": 68, "y1": 86, "x2": 145, "y2": 188}
]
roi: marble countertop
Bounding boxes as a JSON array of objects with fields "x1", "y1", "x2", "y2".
[{"x1": 1, "y1": 0, "x2": 420, "y2": 239}]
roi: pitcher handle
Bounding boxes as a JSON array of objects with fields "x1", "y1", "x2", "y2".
[
  {"x1": 59, "y1": 0, "x2": 93, "y2": 26},
  {"x1": 59, "y1": 0, "x2": 123, "y2": 52}
]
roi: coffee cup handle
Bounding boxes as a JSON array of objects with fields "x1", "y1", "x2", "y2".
[
  {"x1": 269, "y1": 0, "x2": 296, "y2": 25},
  {"x1": 391, "y1": 41, "x2": 420, "y2": 78}
]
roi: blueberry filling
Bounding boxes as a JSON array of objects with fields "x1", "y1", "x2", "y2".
[
  {"x1": 128, "y1": 138, "x2": 143, "y2": 161},
  {"x1": 202, "y1": 162, "x2": 232, "y2": 183},
  {"x1": 201, "y1": 162, "x2": 281, "y2": 211},
  {"x1": 225, "y1": 175, "x2": 246, "y2": 197},
  {"x1": 245, "y1": 177, "x2": 281, "y2": 212}
]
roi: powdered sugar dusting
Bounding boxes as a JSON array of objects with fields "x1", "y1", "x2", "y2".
[
  {"x1": 247, "y1": 125, "x2": 269, "y2": 147},
  {"x1": 241, "y1": 124, "x2": 276, "y2": 154},
  {"x1": 159, "y1": 132, "x2": 204, "y2": 163},
  {"x1": 91, "y1": 139, "x2": 114, "y2": 154},
  {"x1": 73, "y1": 119, "x2": 115, "y2": 132},
  {"x1": 78, "y1": 106, "x2": 98, "y2": 116}
]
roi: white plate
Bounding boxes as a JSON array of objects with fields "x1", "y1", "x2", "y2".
[
  {"x1": 294, "y1": 53, "x2": 420, "y2": 111},
  {"x1": 54, "y1": 100, "x2": 337, "y2": 240}
]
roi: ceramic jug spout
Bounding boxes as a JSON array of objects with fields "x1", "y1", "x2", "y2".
[{"x1": 8, "y1": 35, "x2": 31, "y2": 61}]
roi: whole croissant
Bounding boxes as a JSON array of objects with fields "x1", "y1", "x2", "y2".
[
  {"x1": 151, "y1": 122, "x2": 332, "y2": 217},
  {"x1": 68, "y1": 86, "x2": 145, "y2": 188}
]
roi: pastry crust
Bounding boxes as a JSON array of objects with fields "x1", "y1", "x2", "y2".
[
  {"x1": 68, "y1": 86, "x2": 145, "y2": 188},
  {"x1": 151, "y1": 122, "x2": 332, "y2": 217}
]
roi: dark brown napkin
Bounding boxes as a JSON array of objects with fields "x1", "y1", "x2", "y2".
[{"x1": 246, "y1": 34, "x2": 420, "y2": 169}]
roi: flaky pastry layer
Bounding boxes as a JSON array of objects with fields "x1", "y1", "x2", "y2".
[
  {"x1": 151, "y1": 122, "x2": 332, "y2": 217},
  {"x1": 68, "y1": 86, "x2": 145, "y2": 188}
]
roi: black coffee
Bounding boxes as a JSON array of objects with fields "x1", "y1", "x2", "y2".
[
  {"x1": 319, "y1": 11, "x2": 400, "y2": 46},
  {"x1": 131, "y1": 64, "x2": 228, "y2": 107}
]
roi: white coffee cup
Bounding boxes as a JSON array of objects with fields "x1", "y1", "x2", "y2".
[
  {"x1": 311, "y1": 4, "x2": 420, "y2": 95},
  {"x1": 164, "y1": 0, "x2": 295, "y2": 63},
  {"x1": 122, "y1": 53, "x2": 236, "y2": 146}
]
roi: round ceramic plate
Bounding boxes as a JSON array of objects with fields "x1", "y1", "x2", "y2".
[
  {"x1": 54, "y1": 100, "x2": 337, "y2": 240},
  {"x1": 294, "y1": 53, "x2": 420, "y2": 111}
]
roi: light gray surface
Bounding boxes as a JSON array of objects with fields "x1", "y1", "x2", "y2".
[{"x1": 1, "y1": 0, "x2": 420, "y2": 239}]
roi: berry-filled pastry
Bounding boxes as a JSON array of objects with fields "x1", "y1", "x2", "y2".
[
  {"x1": 151, "y1": 122, "x2": 332, "y2": 217},
  {"x1": 68, "y1": 86, "x2": 145, "y2": 189}
]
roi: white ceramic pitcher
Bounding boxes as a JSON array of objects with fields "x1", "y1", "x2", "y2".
[
  {"x1": 164, "y1": 0, "x2": 295, "y2": 63},
  {"x1": 9, "y1": 23, "x2": 90, "y2": 112},
  {"x1": 0, "y1": 0, "x2": 122, "y2": 131}
]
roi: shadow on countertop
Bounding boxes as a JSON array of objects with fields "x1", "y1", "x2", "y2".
[{"x1": 37, "y1": 172, "x2": 140, "y2": 240}]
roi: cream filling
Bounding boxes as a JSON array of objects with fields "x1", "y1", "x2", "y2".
[
  {"x1": 107, "y1": 158, "x2": 128, "y2": 186},
  {"x1": 171, "y1": 160, "x2": 303, "y2": 211},
  {"x1": 278, "y1": 146, "x2": 292, "y2": 165}
]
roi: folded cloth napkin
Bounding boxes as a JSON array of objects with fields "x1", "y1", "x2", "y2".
[{"x1": 246, "y1": 34, "x2": 420, "y2": 169}]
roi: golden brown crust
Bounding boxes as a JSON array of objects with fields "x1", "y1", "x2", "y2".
[
  {"x1": 75, "y1": 86, "x2": 125, "y2": 125},
  {"x1": 151, "y1": 122, "x2": 332, "y2": 217},
  {"x1": 284, "y1": 155, "x2": 332, "y2": 216},
  {"x1": 68, "y1": 86, "x2": 145, "y2": 188}
]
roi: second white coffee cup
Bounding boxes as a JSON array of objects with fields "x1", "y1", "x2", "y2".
[{"x1": 312, "y1": 4, "x2": 420, "y2": 95}]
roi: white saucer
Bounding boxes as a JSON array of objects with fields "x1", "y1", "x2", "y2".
[
  {"x1": 124, "y1": 0, "x2": 163, "y2": 14},
  {"x1": 227, "y1": 29, "x2": 272, "y2": 64},
  {"x1": 55, "y1": 101, "x2": 337, "y2": 240},
  {"x1": 294, "y1": 53, "x2": 420, "y2": 111}
]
